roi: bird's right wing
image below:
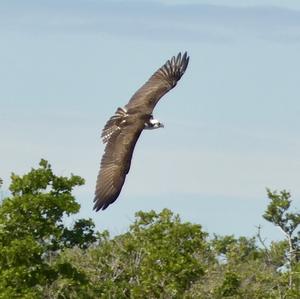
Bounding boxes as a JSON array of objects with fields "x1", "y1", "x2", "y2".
[
  {"x1": 94, "y1": 111, "x2": 146, "y2": 211},
  {"x1": 125, "y1": 52, "x2": 189, "y2": 114}
]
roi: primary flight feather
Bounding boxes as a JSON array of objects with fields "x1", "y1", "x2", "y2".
[{"x1": 94, "y1": 52, "x2": 189, "y2": 211}]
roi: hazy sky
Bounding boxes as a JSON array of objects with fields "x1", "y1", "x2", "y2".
[{"x1": 1, "y1": 0, "x2": 300, "y2": 241}]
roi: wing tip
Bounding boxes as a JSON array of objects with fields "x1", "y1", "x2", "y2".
[
  {"x1": 162, "y1": 51, "x2": 190, "y2": 80},
  {"x1": 177, "y1": 51, "x2": 189, "y2": 74},
  {"x1": 93, "y1": 196, "x2": 110, "y2": 211},
  {"x1": 93, "y1": 186, "x2": 122, "y2": 212}
]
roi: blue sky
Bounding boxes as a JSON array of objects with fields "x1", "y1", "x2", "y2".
[{"x1": 1, "y1": 0, "x2": 300, "y2": 241}]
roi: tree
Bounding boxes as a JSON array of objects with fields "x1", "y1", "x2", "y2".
[
  {"x1": 60, "y1": 209, "x2": 211, "y2": 298},
  {"x1": 2, "y1": 161, "x2": 300, "y2": 298},
  {"x1": 0, "y1": 160, "x2": 97, "y2": 298},
  {"x1": 263, "y1": 189, "x2": 300, "y2": 296},
  {"x1": 186, "y1": 189, "x2": 300, "y2": 298},
  {"x1": 186, "y1": 234, "x2": 281, "y2": 299},
  {"x1": 54, "y1": 191, "x2": 300, "y2": 298}
]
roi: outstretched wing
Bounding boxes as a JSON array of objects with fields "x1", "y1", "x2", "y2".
[
  {"x1": 125, "y1": 52, "x2": 189, "y2": 114},
  {"x1": 93, "y1": 111, "x2": 146, "y2": 211},
  {"x1": 94, "y1": 52, "x2": 189, "y2": 211}
]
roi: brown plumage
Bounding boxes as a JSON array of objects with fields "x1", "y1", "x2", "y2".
[{"x1": 94, "y1": 52, "x2": 189, "y2": 211}]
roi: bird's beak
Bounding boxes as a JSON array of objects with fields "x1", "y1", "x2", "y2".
[{"x1": 160, "y1": 123, "x2": 164, "y2": 128}]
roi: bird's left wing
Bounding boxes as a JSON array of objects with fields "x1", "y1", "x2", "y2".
[{"x1": 94, "y1": 110, "x2": 146, "y2": 211}]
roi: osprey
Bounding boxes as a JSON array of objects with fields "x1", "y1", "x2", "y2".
[{"x1": 94, "y1": 52, "x2": 189, "y2": 211}]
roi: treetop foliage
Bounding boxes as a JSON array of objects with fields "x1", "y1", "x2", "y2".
[
  {"x1": 0, "y1": 160, "x2": 96, "y2": 298},
  {"x1": 0, "y1": 161, "x2": 300, "y2": 298}
]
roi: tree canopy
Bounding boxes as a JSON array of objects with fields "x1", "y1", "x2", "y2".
[
  {"x1": 0, "y1": 160, "x2": 96, "y2": 298},
  {"x1": 0, "y1": 160, "x2": 300, "y2": 298}
]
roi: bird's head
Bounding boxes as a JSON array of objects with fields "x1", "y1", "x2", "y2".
[{"x1": 144, "y1": 118, "x2": 164, "y2": 130}]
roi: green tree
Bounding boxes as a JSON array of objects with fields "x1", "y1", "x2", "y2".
[
  {"x1": 187, "y1": 190, "x2": 300, "y2": 298},
  {"x1": 0, "y1": 160, "x2": 96, "y2": 298},
  {"x1": 60, "y1": 209, "x2": 211, "y2": 298},
  {"x1": 3, "y1": 161, "x2": 300, "y2": 298},
  {"x1": 186, "y1": 234, "x2": 280, "y2": 299},
  {"x1": 263, "y1": 189, "x2": 300, "y2": 297}
]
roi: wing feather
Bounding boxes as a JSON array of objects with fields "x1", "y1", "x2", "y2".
[
  {"x1": 125, "y1": 52, "x2": 189, "y2": 114},
  {"x1": 93, "y1": 117, "x2": 145, "y2": 211},
  {"x1": 101, "y1": 107, "x2": 127, "y2": 143}
]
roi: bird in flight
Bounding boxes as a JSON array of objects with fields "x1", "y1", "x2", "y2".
[{"x1": 94, "y1": 52, "x2": 189, "y2": 211}]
